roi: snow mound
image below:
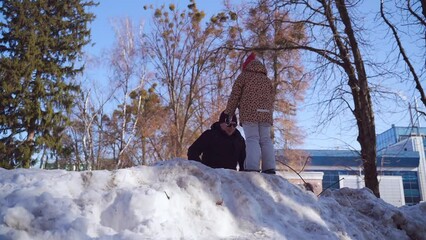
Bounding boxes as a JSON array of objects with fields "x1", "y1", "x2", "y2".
[{"x1": 0, "y1": 159, "x2": 425, "y2": 240}]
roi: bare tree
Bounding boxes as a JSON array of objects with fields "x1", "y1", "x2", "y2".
[
  {"x1": 252, "y1": 0, "x2": 381, "y2": 197},
  {"x1": 143, "y1": 3, "x2": 227, "y2": 159},
  {"x1": 108, "y1": 18, "x2": 146, "y2": 168},
  {"x1": 68, "y1": 84, "x2": 114, "y2": 170},
  {"x1": 380, "y1": 0, "x2": 426, "y2": 115}
]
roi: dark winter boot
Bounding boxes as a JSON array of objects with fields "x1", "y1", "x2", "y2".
[{"x1": 262, "y1": 169, "x2": 276, "y2": 174}]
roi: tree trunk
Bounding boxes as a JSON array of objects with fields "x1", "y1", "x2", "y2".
[
  {"x1": 334, "y1": 0, "x2": 380, "y2": 197},
  {"x1": 24, "y1": 121, "x2": 36, "y2": 168},
  {"x1": 421, "y1": 0, "x2": 426, "y2": 19},
  {"x1": 353, "y1": 78, "x2": 380, "y2": 197}
]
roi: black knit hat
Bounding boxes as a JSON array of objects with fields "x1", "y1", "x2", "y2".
[{"x1": 219, "y1": 111, "x2": 237, "y2": 124}]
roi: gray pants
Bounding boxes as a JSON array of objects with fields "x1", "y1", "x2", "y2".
[{"x1": 242, "y1": 122, "x2": 276, "y2": 171}]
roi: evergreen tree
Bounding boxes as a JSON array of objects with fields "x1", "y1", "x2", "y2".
[{"x1": 0, "y1": 0, "x2": 97, "y2": 168}]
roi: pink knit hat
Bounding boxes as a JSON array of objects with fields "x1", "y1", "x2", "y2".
[{"x1": 242, "y1": 53, "x2": 256, "y2": 70}]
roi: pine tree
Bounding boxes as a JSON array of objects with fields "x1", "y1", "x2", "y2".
[{"x1": 0, "y1": 0, "x2": 97, "y2": 168}]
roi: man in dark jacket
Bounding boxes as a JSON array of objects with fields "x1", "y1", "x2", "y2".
[{"x1": 187, "y1": 111, "x2": 245, "y2": 171}]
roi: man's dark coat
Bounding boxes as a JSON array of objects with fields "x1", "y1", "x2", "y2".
[{"x1": 187, "y1": 122, "x2": 245, "y2": 170}]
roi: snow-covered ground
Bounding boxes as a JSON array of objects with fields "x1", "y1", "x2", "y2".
[{"x1": 1, "y1": 159, "x2": 425, "y2": 240}]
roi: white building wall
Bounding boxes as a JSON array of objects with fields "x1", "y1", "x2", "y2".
[
  {"x1": 379, "y1": 135, "x2": 426, "y2": 202},
  {"x1": 411, "y1": 136, "x2": 426, "y2": 202},
  {"x1": 340, "y1": 175, "x2": 405, "y2": 207}
]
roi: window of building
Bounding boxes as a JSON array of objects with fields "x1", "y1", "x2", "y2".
[{"x1": 319, "y1": 170, "x2": 420, "y2": 205}]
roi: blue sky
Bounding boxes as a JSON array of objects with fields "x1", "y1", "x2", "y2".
[
  {"x1": 83, "y1": 0, "x2": 424, "y2": 150},
  {"x1": 86, "y1": 0, "x2": 225, "y2": 56}
]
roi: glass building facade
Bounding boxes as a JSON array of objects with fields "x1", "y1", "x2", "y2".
[
  {"x1": 278, "y1": 125, "x2": 426, "y2": 205},
  {"x1": 375, "y1": 125, "x2": 426, "y2": 205},
  {"x1": 305, "y1": 149, "x2": 421, "y2": 205},
  {"x1": 319, "y1": 170, "x2": 420, "y2": 205},
  {"x1": 377, "y1": 125, "x2": 426, "y2": 151}
]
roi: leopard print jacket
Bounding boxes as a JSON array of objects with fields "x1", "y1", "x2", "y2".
[{"x1": 225, "y1": 59, "x2": 274, "y2": 125}]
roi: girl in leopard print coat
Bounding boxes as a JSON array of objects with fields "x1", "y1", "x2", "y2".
[{"x1": 224, "y1": 53, "x2": 276, "y2": 174}]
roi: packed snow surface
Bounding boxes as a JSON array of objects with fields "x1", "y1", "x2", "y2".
[{"x1": 1, "y1": 159, "x2": 426, "y2": 240}]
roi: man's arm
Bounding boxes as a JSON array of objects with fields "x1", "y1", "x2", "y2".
[{"x1": 187, "y1": 131, "x2": 209, "y2": 162}]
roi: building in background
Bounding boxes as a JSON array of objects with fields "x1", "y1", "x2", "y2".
[
  {"x1": 278, "y1": 125, "x2": 426, "y2": 206},
  {"x1": 376, "y1": 125, "x2": 426, "y2": 205},
  {"x1": 376, "y1": 125, "x2": 426, "y2": 151},
  {"x1": 306, "y1": 149, "x2": 419, "y2": 206}
]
